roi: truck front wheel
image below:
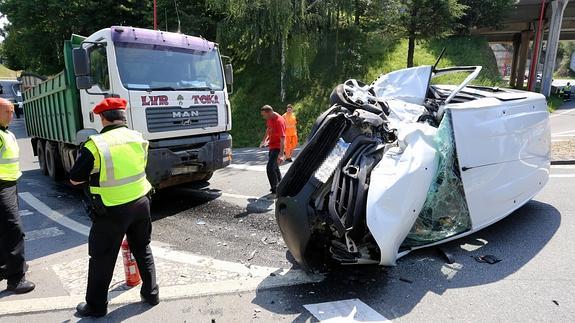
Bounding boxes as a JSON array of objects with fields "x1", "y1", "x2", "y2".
[
  {"x1": 45, "y1": 141, "x2": 64, "y2": 180},
  {"x1": 36, "y1": 140, "x2": 48, "y2": 176}
]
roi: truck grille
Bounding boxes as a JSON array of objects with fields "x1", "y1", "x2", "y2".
[{"x1": 146, "y1": 105, "x2": 218, "y2": 133}]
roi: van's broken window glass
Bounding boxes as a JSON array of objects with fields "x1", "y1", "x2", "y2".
[{"x1": 402, "y1": 111, "x2": 472, "y2": 247}]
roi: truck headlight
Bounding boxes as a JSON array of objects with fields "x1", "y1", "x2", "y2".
[{"x1": 223, "y1": 147, "x2": 232, "y2": 162}]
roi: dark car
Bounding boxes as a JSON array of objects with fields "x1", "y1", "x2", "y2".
[{"x1": 0, "y1": 79, "x2": 24, "y2": 118}]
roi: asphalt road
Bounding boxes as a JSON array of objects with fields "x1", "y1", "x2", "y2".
[{"x1": 1, "y1": 108, "x2": 575, "y2": 322}]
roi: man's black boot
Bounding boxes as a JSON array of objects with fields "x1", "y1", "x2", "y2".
[
  {"x1": 141, "y1": 292, "x2": 160, "y2": 306},
  {"x1": 76, "y1": 302, "x2": 107, "y2": 318},
  {"x1": 7, "y1": 278, "x2": 35, "y2": 294}
]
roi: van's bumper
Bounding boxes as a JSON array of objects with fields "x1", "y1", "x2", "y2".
[{"x1": 146, "y1": 132, "x2": 232, "y2": 188}]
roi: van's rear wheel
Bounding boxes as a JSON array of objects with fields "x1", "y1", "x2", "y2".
[
  {"x1": 36, "y1": 140, "x2": 48, "y2": 176},
  {"x1": 45, "y1": 141, "x2": 64, "y2": 180}
]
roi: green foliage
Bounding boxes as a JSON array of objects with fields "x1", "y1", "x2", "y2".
[
  {"x1": 390, "y1": 0, "x2": 467, "y2": 67},
  {"x1": 457, "y1": 0, "x2": 516, "y2": 34},
  {"x1": 230, "y1": 34, "x2": 503, "y2": 147},
  {"x1": 0, "y1": 0, "x2": 152, "y2": 75},
  {"x1": 555, "y1": 41, "x2": 575, "y2": 78}
]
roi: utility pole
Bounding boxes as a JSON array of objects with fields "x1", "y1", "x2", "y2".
[{"x1": 153, "y1": 0, "x2": 158, "y2": 30}]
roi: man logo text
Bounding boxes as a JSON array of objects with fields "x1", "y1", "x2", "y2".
[{"x1": 173, "y1": 111, "x2": 199, "y2": 118}]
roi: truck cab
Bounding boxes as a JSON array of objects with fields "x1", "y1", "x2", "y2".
[{"x1": 73, "y1": 27, "x2": 233, "y2": 187}]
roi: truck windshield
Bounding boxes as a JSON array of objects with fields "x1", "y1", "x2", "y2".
[{"x1": 114, "y1": 42, "x2": 224, "y2": 91}]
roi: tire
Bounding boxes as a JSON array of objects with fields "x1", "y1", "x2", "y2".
[
  {"x1": 45, "y1": 141, "x2": 64, "y2": 180},
  {"x1": 36, "y1": 140, "x2": 48, "y2": 176}
]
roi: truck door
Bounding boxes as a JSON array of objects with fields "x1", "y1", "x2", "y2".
[{"x1": 79, "y1": 43, "x2": 113, "y2": 132}]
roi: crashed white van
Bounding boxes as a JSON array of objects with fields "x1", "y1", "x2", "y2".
[{"x1": 275, "y1": 66, "x2": 550, "y2": 268}]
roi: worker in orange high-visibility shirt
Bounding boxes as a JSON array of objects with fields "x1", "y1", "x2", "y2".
[{"x1": 282, "y1": 104, "x2": 298, "y2": 162}]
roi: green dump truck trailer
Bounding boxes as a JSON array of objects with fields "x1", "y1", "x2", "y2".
[{"x1": 24, "y1": 27, "x2": 234, "y2": 188}]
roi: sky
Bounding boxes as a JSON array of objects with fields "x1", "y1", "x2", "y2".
[{"x1": 0, "y1": 15, "x2": 7, "y2": 41}]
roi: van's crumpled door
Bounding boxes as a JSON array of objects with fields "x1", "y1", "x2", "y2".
[
  {"x1": 366, "y1": 123, "x2": 438, "y2": 266},
  {"x1": 449, "y1": 98, "x2": 551, "y2": 229}
]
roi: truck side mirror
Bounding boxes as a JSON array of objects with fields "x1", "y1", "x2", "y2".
[
  {"x1": 76, "y1": 76, "x2": 93, "y2": 90},
  {"x1": 73, "y1": 48, "x2": 93, "y2": 90},
  {"x1": 72, "y1": 48, "x2": 90, "y2": 76},
  {"x1": 224, "y1": 64, "x2": 234, "y2": 85},
  {"x1": 224, "y1": 63, "x2": 234, "y2": 93}
]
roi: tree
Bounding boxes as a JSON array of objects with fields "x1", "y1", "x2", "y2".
[
  {"x1": 395, "y1": 0, "x2": 466, "y2": 67},
  {"x1": 457, "y1": 0, "x2": 515, "y2": 34},
  {"x1": 0, "y1": 0, "x2": 151, "y2": 75}
]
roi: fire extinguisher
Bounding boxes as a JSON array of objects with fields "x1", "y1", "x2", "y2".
[{"x1": 121, "y1": 238, "x2": 141, "y2": 287}]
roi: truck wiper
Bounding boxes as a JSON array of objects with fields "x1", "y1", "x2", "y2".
[
  {"x1": 145, "y1": 86, "x2": 215, "y2": 92},
  {"x1": 146, "y1": 86, "x2": 177, "y2": 91},
  {"x1": 178, "y1": 87, "x2": 215, "y2": 91}
]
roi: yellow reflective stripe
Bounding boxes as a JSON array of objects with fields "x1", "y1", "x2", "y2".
[
  {"x1": 98, "y1": 172, "x2": 147, "y2": 187},
  {"x1": 89, "y1": 132, "x2": 148, "y2": 187},
  {"x1": 89, "y1": 135, "x2": 116, "y2": 182}
]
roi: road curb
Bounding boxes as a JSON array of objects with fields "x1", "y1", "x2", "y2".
[
  {"x1": 0, "y1": 270, "x2": 324, "y2": 317},
  {"x1": 551, "y1": 160, "x2": 575, "y2": 165}
]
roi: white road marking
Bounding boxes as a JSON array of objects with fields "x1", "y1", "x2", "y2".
[
  {"x1": 227, "y1": 163, "x2": 290, "y2": 173},
  {"x1": 233, "y1": 148, "x2": 301, "y2": 157},
  {"x1": 18, "y1": 192, "x2": 90, "y2": 236},
  {"x1": 551, "y1": 164, "x2": 575, "y2": 169},
  {"x1": 304, "y1": 299, "x2": 390, "y2": 322},
  {"x1": 18, "y1": 209, "x2": 34, "y2": 216},
  {"x1": 552, "y1": 129, "x2": 575, "y2": 135},
  {"x1": 550, "y1": 174, "x2": 575, "y2": 178},
  {"x1": 25, "y1": 227, "x2": 65, "y2": 241},
  {"x1": 0, "y1": 269, "x2": 323, "y2": 316},
  {"x1": 550, "y1": 108, "x2": 575, "y2": 118},
  {"x1": 4, "y1": 194, "x2": 322, "y2": 316},
  {"x1": 551, "y1": 134, "x2": 575, "y2": 138},
  {"x1": 185, "y1": 188, "x2": 274, "y2": 202}
]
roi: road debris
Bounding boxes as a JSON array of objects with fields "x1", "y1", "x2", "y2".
[
  {"x1": 248, "y1": 250, "x2": 257, "y2": 261},
  {"x1": 196, "y1": 219, "x2": 206, "y2": 225},
  {"x1": 474, "y1": 254, "x2": 501, "y2": 264},
  {"x1": 553, "y1": 300, "x2": 559, "y2": 306},
  {"x1": 399, "y1": 277, "x2": 413, "y2": 284}
]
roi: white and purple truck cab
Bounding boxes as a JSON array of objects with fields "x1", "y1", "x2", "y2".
[{"x1": 73, "y1": 26, "x2": 233, "y2": 187}]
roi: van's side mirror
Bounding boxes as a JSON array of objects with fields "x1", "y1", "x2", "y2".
[
  {"x1": 224, "y1": 63, "x2": 233, "y2": 94},
  {"x1": 72, "y1": 48, "x2": 93, "y2": 90}
]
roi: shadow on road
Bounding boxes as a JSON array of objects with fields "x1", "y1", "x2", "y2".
[
  {"x1": 76, "y1": 302, "x2": 154, "y2": 322},
  {"x1": 252, "y1": 200, "x2": 561, "y2": 321}
]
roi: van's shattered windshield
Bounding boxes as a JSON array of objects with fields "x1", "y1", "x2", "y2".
[{"x1": 115, "y1": 42, "x2": 224, "y2": 91}]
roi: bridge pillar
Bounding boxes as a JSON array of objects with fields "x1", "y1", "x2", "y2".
[
  {"x1": 516, "y1": 30, "x2": 533, "y2": 89},
  {"x1": 541, "y1": 0, "x2": 569, "y2": 97},
  {"x1": 510, "y1": 34, "x2": 521, "y2": 88}
]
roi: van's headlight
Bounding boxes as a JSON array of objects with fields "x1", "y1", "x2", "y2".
[{"x1": 314, "y1": 139, "x2": 349, "y2": 183}]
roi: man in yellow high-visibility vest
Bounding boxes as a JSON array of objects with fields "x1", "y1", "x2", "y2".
[
  {"x1": 70, "y1": 98, "x2": 158, "y2": 317},
  {"x1": 0, "y1": 98, "x2": 35, "y2": 294}
]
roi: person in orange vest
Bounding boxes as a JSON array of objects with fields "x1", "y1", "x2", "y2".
[{"x1": 282, "y1": 104, "x2": 298, "y2": 162}]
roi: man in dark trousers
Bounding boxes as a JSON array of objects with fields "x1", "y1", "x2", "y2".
[
  {"x1": 70, "y1": 98, "x2": 159, "y2": 317},
  {"x1": 259, "y1": 105, "x2": 286, "y2": 197},
  {"x1": 0, "y1": 98, "x2": 35, "y2": 294}
]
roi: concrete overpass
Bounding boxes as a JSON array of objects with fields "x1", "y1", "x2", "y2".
[{"x1": 473, "y1": 0, "x2": 572, "y2": 97}]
